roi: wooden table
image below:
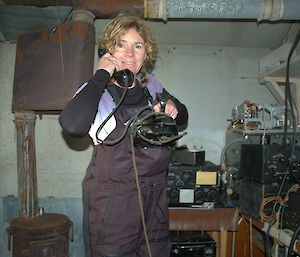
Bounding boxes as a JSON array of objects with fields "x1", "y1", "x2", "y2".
[{"x1": 169, "y1": 207, "x2": 239, "y2": 257}]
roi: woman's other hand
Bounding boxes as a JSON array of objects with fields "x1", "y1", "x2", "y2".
[{"x1": 153, "y1": 99, "x2": 178, "y2": 119}]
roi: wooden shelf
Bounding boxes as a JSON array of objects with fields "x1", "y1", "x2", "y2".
[
  {"x1": 169, "y1": 207, "x2": 239, "y2": 257},
  {"x1": 169, "y1": 207, "x2": 239, "y2": 231}
]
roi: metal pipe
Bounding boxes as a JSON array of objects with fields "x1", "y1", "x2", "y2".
[
  {"x1": 4, "y1": 0, "x2": 300, "y2": 21},
  {"x1": 14, "y1": 111, "x2": 39, "y2": 218},
  {"x1": 71, "y1": 9, "x2": 95, "y2": 24},
  {"x1": 74, "y1": 0, "x2": 144, "y2": 19},
  {"x1": 165, "y1": 0, "x2": 300, "y2": 21},
  {"x1": 75, "y1": 0, "x2": 300, "y2": 21},
  {"x1": 281, "y1": 0, "x2": 300, "y2": 20},
  {"x1": 167, "y1": 0, "x2": 262, "y2": 19}
]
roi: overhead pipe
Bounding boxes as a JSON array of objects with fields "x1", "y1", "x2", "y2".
[
  {"x1": 73, "y1": 0, "x2": 300, "y2": 22},
  {"x1": 74, "y1": 0, "x2": 144, "y2": 18},
  {"x1": 71, "y1": 9, "x2": 95, "y2": 24},
  {"x1": 148, "y1": 0, "x2": 300, "y2": 21},
  {"x1": 3, "y1": 0, "x2": 300, "y2": 21}
]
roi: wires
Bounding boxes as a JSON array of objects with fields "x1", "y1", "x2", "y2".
[
  {"x1": 96, "y1": 85, "x2": 129, "y2": 143},
  {"x1": 130, "y1": 134, "x2": 153, "y2": 257},
  {"x1": 259, "y1": 184, "x2": 299, "y2": 222},
  {"x1": 262, "y1": 106, "x2": 266, "y2": 145},
  {"x1": 227, "y1": 121, "x2": 244, "y2": 133},
  {"x1": 133, "y1": 110, "x2": 186, "y2": 146},
  {"x1": 265, "y1": 220, "x2": 277, "y2": 257},
  {"x1": 96, "y1": 87, "x2": 185, "y2": 146},
  {"x1": 260, "y1": 184, "x2": 300, "y2": 256},
  {"x1": 275, "y1": 28, "x2": 300, "y2": 208}
]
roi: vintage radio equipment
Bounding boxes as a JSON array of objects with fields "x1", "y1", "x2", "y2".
[
  {"x1": 283, "y1": 191, "x2": 300, "y2": 235},
  {"x1": 167, "y1": 164, "x2": 198, "y2": 207},
  {"x1": 283, "y1": 209, "x2": 300, "y2": 237},
  {"x1": 219, "y1": 167, "x2": 239, "y2": 207},
  {"x1": 239, "y1": 180, "x2": 293, "y2": 220},
  {"x1": 171, "y1": 147, "x2": 205, "y2": 166},
  {"x1": 285, "y1": 190, "x2": 300, "y2": 214},
  {"x1": 240, "y1": 144, "x2": 300, "y2": 184},
  {"x1": 167, "y1": 162, "x2": 220, "y2": 207},
  {"x1": 194, "y1": 187, "x2": 220, "y2": 205},
  {"x1": 170, "y1": 231, "x2": 216, "y2": 257}
]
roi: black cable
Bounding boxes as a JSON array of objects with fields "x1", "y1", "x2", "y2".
[
  {"x1": 136, "y1": 130, "x2": 186, "y2": 146},
  {"x1": 99, "y1": 99, "x2": 185, "y2": 146},
  {"x1": 100, "y1": 116, "x2": 135, "y2": 145},
  {"x1": 265, "y1": 220, "x2": 276, "y2": 257},
  {"x1": 133, "y1": 109, "x2": 186, "y2": 145},
  {"x1": 96, "y1": 85, "x2": 128, "y2": 142},
  {"x1": 283, "y1": 28, "x2": 300, "y2": 144},
  {"x1": 286, "y1": 28, "x2": 300, "y2": 164},
  {"x1": 277, "y1": 166, "x2": 291, "y2": 197},
  {"x1": 100, "y1": 105, "x2": 150, "y2": 145},
  {"x1": 279, "y1": 28, "x2": 300, "y2": 196},
  {"x1": 287, "y1": 225, "x2": 300, "y2": 257},
  {"x1": 100, "y1": 105, "x2": 154, "y2": 145},
  {"x1": 132, "y1": 107, "x2": 186, "y2": 146},
  {"x1": 130, "y1": 134, "x2": 153, "y2": 257}
]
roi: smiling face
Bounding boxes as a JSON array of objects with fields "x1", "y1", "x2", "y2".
[{"x1": 112, "y1": 27, "x2": 146, "y2": 76}]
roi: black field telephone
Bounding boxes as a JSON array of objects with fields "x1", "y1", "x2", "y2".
[{"x1": 98, "y1": 46, "x2": 134, "y2": 87}]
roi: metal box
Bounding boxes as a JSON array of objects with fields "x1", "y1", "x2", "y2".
[
  {"x1": 240, "y1": 144, "x2": 300, "y2": 184},
  {"x1": 170, "y1": 231, "x2": 216, "y2": 257},
  {"x1": 12, "y1": 21, "x2": 95, "y2": 112},
  {"x1": 239, "y1": 180, "x2": 292, "y2": 220}
]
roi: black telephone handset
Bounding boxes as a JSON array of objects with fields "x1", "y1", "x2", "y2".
[{"x1": 98, "y1": 46, "x2": 134, "y2": 87}]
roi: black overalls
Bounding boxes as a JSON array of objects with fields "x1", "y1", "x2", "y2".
[{"x1": 82, "y1": 84, "x2": 171, "y2": 257}]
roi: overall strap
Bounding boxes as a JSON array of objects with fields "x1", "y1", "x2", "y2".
[{"x1": 143, "y1": 87, "x2": 154, "y2": 105}]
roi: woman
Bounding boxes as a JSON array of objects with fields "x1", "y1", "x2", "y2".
[{"x1": 59, "y1": 14, "x2": 188, "y2": 257}]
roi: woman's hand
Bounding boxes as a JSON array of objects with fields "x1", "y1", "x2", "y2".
[
  {"x1": 97, "y1": 53, "x2": 119, "y2": 77},
  {"x1": 153, "y1": 99, "x2": 178, "y2": 119}
]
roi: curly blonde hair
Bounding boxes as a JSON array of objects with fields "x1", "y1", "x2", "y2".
[{"x1": 98, "y1": 14, "x2": 156, "y2": 76}]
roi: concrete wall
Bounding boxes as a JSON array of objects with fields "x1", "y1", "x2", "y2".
[{"x1": 0, "y1": 20, "x2": 276, "y2": 257}]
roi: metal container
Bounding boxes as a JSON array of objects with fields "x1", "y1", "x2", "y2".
[
  {"x1": 6, "y1": 213, "x2": 73, "y2": 257},
  {"x1": 12, "y1": 21, "x2": 95, "y2": 112}
]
